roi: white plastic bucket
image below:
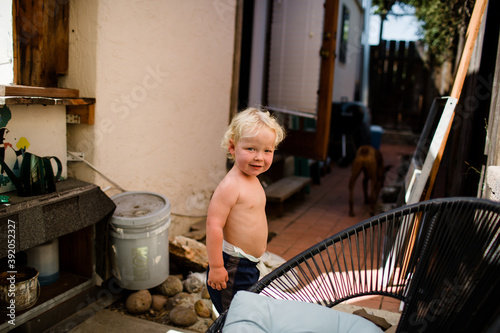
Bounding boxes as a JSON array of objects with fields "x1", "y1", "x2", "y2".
[{"x1": 110, "y1": 191, "x2": 171, "y2": 290}]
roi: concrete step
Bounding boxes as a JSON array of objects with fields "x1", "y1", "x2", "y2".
[{"x1": 64, "y1": 309, "x2": 196, "y2": 333}]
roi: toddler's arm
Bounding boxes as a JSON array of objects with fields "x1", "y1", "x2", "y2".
[{"x1": 206, "y1": 180, "x2": 237, "y2": 290}]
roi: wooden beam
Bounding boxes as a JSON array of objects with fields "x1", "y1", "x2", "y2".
[
  {"x1": 423, "y1": 0, "x2": 488, "y2": 201},
  {"x1": 229, "y1": 0, "x2": 243, "y2": 121},
  {"x1": 313, "y1": 0, "x2": 340, "y2": 161}
]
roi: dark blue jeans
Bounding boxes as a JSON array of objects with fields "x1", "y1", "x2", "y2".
[{"x1": 206, "y1": 251, "x2": 259, "y2": 314}]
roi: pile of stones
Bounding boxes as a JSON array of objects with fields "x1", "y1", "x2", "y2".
[
  {"x1": 112, "y1": 235, "x2": 286, "y2": 331},
  {"x1": 123, "y1": 273, "x2": 215, "y2": 332}
]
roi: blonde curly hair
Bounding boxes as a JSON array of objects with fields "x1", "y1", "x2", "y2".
[{"x1": 221, "y1": 107, "x2": 286, "y2": 160}]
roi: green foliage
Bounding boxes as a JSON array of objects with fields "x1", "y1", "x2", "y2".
[
  {"x1": 372, "y1": 0, "x2": 398, "y2": 15},
  {"x1": 372, "y1": 0, "x2": 476, "y2": 66}
]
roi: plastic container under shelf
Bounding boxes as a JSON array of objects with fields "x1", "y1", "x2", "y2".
[{"x1": 26, "y1": 239, "x2": 59, "y2": 286}]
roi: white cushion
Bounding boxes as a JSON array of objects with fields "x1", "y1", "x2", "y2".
[{"x1": 223, "y1": 291, "x2": 384, "y2": 333}]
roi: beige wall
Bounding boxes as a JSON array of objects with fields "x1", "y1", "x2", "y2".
[{"x1": 61, "y1": 0, "x2": 236, "y2": 236}]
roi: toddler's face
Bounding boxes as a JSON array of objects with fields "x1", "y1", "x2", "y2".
[{"x1": 230, "y1": 128, "x2": 276, "y2": 177}]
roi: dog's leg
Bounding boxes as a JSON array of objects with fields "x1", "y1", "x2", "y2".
[
  {"x1": 369, "y1": 149, "x2": 385, "y2": 216},
  {"x1": 369, "y1": 180, "x2": 379, "y2": 215},
  {"x1": 348, "y1": 164, "x2": 363, "y2": 217},
  {"x1": 360, "y1": 162, "x2": 379, "y2": 216},
  {"x1": 362, "y1": 174, "x2": 369, "y2": 204}
]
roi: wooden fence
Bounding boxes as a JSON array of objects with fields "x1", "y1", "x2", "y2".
[{"x1": 369, "y1": 40, "x2": 434, "y2": 132}]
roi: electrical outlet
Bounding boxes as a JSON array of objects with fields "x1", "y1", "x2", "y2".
[
  {"x1": 66, "y1": 114, "x2": 81, "y2": 124},
  {"x1": 67, "y1": 152, "x2": 84, "y2": 161}
]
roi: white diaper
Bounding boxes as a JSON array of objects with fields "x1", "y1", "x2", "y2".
[
  {"x1": 223, "y1": 240, "x2": 268, "y2": 278},
  {"x1": 222, "y1": 239, "x2": 260, "y2": 262}
]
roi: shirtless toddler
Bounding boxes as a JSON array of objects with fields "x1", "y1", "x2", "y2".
[{"x1": 206, "y1": 107, "x2": 285, "y2": 314}]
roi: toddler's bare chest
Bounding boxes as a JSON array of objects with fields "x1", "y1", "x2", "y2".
[{"x1": 237, "y1": 185, "x2": 266, "y2": 208}]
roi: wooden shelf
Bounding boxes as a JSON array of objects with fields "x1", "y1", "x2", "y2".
[
  {"x1": 0, "y1": 85, "x2": 79, "y2": 99},
  {"x1": 0, "y1": 96, "x2": 95, "y2": 106},
  {"x1": 0, "y1": 95, "x2": 96, "y2": 125}
]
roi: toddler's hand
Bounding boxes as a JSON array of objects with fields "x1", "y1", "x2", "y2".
[{"x1": 208, "y1": 266, "x2": 228, "y2": 290}]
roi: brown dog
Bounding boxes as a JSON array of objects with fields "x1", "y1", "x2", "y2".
[{"x1": 348, "y1": 145, "x2": 390, "y2": 217}]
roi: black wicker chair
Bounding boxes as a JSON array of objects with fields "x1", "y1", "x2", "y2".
[{"x1": 207, "y1": 197, "x2": 500, "y2": 332}]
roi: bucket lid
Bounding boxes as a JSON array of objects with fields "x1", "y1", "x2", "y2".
[{"x1": 111, "y1": 191, "x2": 171, "y2": 228}]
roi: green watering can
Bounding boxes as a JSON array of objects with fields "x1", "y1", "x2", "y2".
[{"x1": 0, "y1": 152, "x2": 62, "y2": 197}]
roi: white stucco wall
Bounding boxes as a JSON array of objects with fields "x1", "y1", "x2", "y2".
[
  {"x1": 61, "y1": 0, "x2": 236, "y2": 236},
  {"x1": 332, "y1": 0, "x2": 364, "y2": 102}
]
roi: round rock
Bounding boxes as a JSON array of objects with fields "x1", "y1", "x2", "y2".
[
  {"x1": 169, "y1": 306, "x2": 198, "y2": 327},
  {"x1": 151, "y1": 294, "x2": 168, "y2": 311},
  {"x1": 194, "y1": 299, "x2": 211, "y2": 318},
  {"x1": 157, "y1": 275, "x2": 183, "y2": 296},
  {"x1": 201, "y1": 286, "x2": 211, "y2": 299},
  {"x1": 125, "y1": 290, "x2": 152, "y2": 314}
]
